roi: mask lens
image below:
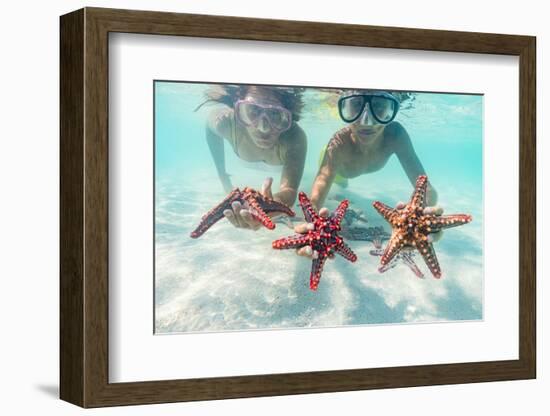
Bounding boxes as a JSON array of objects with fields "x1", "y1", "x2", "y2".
[
  {"x1": 370, "y1": 96, "x2": 397, "y2": 123},
  {"x1": 236, "y1": 102, "x2": 262, "y2": 126},
  {"x1": 236, "y1": 101, "x2": 292, "y2": 132},
  {"x1": 265, "y1": 107, "x2": 291, "y2": 131},
  {"x1": 339, "y1": 95, "x2": 365, "y2": 122}
]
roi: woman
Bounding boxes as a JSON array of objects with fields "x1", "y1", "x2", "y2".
[{"x1": 198, "y1": 84, "x2": 307, "y2": 230}]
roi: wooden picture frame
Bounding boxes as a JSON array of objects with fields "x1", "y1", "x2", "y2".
[{"x1": 60, "y1": 7, "x2": 536, "y2": 408}]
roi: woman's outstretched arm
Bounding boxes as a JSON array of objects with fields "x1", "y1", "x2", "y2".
[
  {"x1": 276, "y1": 126, "x2": 307, "y2": 207},
  {"x1": 205, "y1": 110, "x2": 233, "y2": 193}
]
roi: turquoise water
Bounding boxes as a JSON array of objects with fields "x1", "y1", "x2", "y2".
[{"x1": 154, "y1": 81, "x2": 483, "y2": 334}]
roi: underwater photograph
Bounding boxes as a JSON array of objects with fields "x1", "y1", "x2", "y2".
[{"x1": 154, "y1": 81, "x2": 483, "y2": 334}]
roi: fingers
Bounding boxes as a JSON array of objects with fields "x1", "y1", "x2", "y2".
[
  {"x1": 294, "y1": 222, "x2": 314, "y2": 234},
  {"x1": 261, "y1": 177, "x2": 274, "y2": 199},
  {"x1": 422, "y1": 205, "x2": 444, "y2": 243},
  {"x1": 283, "y1": 218, "x2": 294, "y2": 229},
  {"x1": 223, "y1": 209, "x2": 239, "y2": 227},
  {"x1": 223, "y1": 201, "x2": 257, "y2": 230},
  {"x1": 268, "y1": 210, "x2": 283, "y2": 220},
  {"x1": 396, "y1": 201, "x2": 406, "y2": 210},
  {"x1": 428, "y1": 231, "x2": 444, "y2": 243},
  {"x1": 296, "y1": 246, "x2": 318, "y2": 259},
  {"x1": 293, "y1": 207, "x2": 328, "y2": 233},
  {"x1": 230, "y1": 201, "x2": 247, "y2": 228},
  {"x1": 240, "y1": 209, "x2": 262, "y2": 230},
  {"x1": 424, "y1": 205, "x2": 444, "y2": 216}
]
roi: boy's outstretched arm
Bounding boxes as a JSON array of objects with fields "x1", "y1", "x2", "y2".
[
  {"x1": 310, "y1": 151, "x2": 338, "y2": 211},
  {"x1": 391, "y1": 122, "x2": 438, "y2": 206}
]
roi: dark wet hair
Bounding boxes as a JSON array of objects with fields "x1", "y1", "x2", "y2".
[
  {"x1": 390, "y1": 91, "x2": 417, "y2": 109},
  {"x1": 319, "y1": 88, "x2": 417, "y2": 114},
  {"x1": 195, "y1": 84, "x2": 305, "y2": 122},
  {"x1": 343, "y1": 89, "x2": 416, "y2": 105}
]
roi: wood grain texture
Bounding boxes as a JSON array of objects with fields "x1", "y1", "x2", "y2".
[
  {"x1": 59, "y1": 7, "x2": 537, "y2": 408},
  {"x1": 59, "y1": 8, "x2": 84, "y2": 407},
  {"x1": 518, "y1": 38, "x2": 536, "y2": 376},
  {"x1": 87, "y1": 7, "x2": 532, "y2": 54},
  {"x1": 83, "y1": 10, "x2": 110, "y2": 406}
]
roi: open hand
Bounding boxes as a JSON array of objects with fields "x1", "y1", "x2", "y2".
[
  {"x1": 293, "y1": 207, "x2": 336, "y2": 260},
  {"x1": 396, "y1": 201, "x2": 445, "y2": 243},
  {"x1": 222, "y1": 177, "x2": 278, "y2": 231}
]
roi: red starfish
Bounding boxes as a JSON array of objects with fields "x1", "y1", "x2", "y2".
[
  {"x1": 190, "y1": 187, "x2": 295, "y2": 238},
  {"x1": 272, "y1": 192, "x2": 357, "y2": 291},
  {"x1": 373, "y1": 175, "x2": 472, "y2": 278}
]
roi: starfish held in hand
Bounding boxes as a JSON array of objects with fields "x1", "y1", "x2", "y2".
[
  {"x1": 272, "y1": 192, "x2": 357, "y2": 291},
  {"x1": 190, "y1": 186, "x2": 295, "y2": 238},
  {"x1": 372, "y1": 175, "x2": 472, "y2": 278}
]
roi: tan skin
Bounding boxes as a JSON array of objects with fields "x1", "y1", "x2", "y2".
[
  {"x1": 311, "y1": 121, "x2": 438, "y2": 210},
  {"x1": 297, "y1": 95, "x2": 442, "y2": 259},
  {"x1": 205, "y1": 87, "x2": 307, "y2": 230}
]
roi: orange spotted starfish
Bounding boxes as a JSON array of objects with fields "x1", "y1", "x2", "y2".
[{"x1": 372, "y1": 175, "x2": 472, "y2": 278}]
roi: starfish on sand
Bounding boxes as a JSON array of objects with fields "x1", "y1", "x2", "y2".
[
  {"x1": 341, "y1": 225, "x2": 391, "y2": 246},
  {"x1": 372, "y1": 175, "x2": 472, "y2": 278},
  {"x1": 369, "y1": 247, "x2": 425, "y2": 278},
  {"x1": 365, "y1": 227, "x2": 423, "y2": 278},
  {"x1": 272, "y1": 192, "x2": 357, "y2": 291},
  {"x1": 190, "y1": 187, "x2": 295, "y2": 238}
]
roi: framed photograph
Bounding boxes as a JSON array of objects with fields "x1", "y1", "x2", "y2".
[{"x1": 60, "y1": 7, "x2": 536, "y2": 408}]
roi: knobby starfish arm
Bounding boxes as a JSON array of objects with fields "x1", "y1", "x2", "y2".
[
  {"x1": 378, "y1": 261, "x2": 397, "y2": 274},
  {"x1": 333, "y1": 199, "x2": 350, "y2": 225},
  {"x1": 410, "y1": 175, "x2": 428, "y2": 209},
  {"x1": 416, "y1": 239, "x2": 441, "y2": 278},
  {"x1": 402, "y1": 252, "x2": 425, "y2": 278},
  {"x1": 380, "y1": 233, "x2": 402, "y2": 266},
  {"x1": 310, "y1": 255, "x2": 328, "y2": 291},
  {"x1": 261, "y1": 199, "x2": 296, "y2": 219},
  {"x1": 335, "y1": 242, "x2": 358, "y2": 262},
  {"x1": 190, "y1": 188, "x2": 240, "y2": 238},
  {"x1": 245, "y1": 195, "x2": 275, "y2": 230},
  {"x1": 372, "y1": 201, "x2": 398, "y2": 224},
  {"x1": 272, "y1": 234, "x2": 311, "y2": 250},
  {"x1": 370, "y1": 244, "x2": 424, "y2": 278},
  {"x1": 298, "y1": 192, "x2": 319, "y2": 223},
  {"x1": 429, "y1": 214, "x2": 473, "y2": 232}
]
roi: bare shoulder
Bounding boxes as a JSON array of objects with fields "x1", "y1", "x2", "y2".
[
  {"x1": 280, "y1": 123, "x2": 307, "y2": 150},
  {"x1": 383, "y1": 121, "x2": 411, "y2": 151},
  {"x1": 278, "y1": 124, "x2": 307, "y2": 166},
  {"x1": 206, "y1": 106, "x2": 234, "y2": 138}
]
